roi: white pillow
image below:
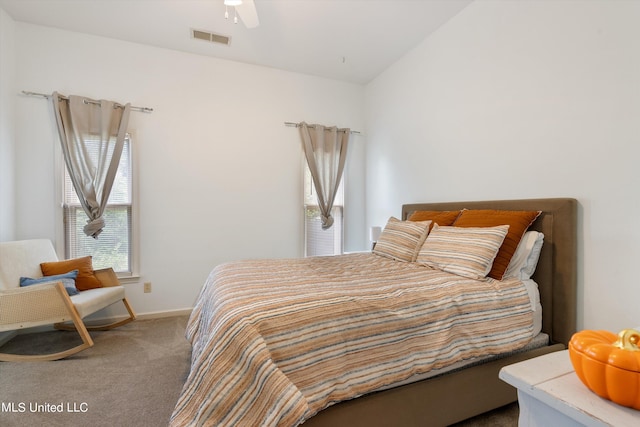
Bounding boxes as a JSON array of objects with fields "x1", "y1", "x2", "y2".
[{"x1": 503, "y1": 231, "x2": 544, "y2": 280}]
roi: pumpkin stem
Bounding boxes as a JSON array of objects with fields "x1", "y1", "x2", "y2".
[{"x1": 613, "y1": 329, "x2": 640, "y2": 351}]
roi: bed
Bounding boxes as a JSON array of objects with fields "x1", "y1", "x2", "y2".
[{"x1": 171, "y1": 198, "x2": 577, "y2": 427}]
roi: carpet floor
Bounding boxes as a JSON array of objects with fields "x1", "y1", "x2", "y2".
[{"x1": 0, "y1": 316, "x2": 518, "y2": 426}]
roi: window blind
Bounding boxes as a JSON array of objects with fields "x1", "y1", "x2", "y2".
[{"x1": 63, "y1": 136, "x2": 133, "y2": 273}]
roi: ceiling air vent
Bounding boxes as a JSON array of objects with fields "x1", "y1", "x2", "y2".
[{"x1": 191, "y1": 29, "x2": 231, "y2": 46}]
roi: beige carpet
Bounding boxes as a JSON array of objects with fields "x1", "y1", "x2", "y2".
[
  {"x1": 0, "y1": 316, "x2": 518, "y2": 426},
  {"x1": 0, "y1": 316, "x2": 191, "y2": 427}
]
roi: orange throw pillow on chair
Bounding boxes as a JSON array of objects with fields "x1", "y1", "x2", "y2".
[{"x1": 41, "y1": 256, "x2": 102, "y2": 291}]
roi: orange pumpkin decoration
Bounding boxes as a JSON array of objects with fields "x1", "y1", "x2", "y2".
[{"x1": 569, "y1": 329, "x2": 640, "y2": 410}]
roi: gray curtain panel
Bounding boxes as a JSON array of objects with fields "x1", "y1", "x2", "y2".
[
  {"x1": 52, "y1": 92, "x2": 131, "y2": 238},
  {"x1": 299, "y1": 122, "x2": 350, "y2": 230}
]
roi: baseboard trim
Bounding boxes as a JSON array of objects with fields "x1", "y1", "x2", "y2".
[{"x1": 135, "y1": 308, "x2": 193, "y2": 320}]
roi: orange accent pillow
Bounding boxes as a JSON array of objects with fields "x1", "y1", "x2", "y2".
[
  {"x1": 407, "y1": 210, "x2": 461, "y2": 231},
  {"x1": 453, "y1": 209, "x2": 541, "y2": 280},
  {"x1": 41, "y1": 256, "x2": 102, "y2": 291}
]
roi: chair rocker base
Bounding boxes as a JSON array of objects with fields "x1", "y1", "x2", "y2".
[
  {"x1": 0, "y1": 285, "x2": 95, "y2": 362},
  {"x1": 54, "y1": 297, "x2": 136, "y2": 332},
  {"x1": 0, "y1": 295, "x2": 135, "y2": 362},
  {"x1": 0, "y1": 340, "x2": 94, "y2": 362}
]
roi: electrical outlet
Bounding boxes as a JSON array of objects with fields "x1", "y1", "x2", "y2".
[{"x1": 143, "y1": 282, "x2": 152, "y2": 293}]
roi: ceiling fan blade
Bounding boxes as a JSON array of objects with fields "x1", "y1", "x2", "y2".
[{"x1": 236, "y1": 0, "x2": 260, "y2": 28}]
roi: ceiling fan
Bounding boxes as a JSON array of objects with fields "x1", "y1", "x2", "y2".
[{"x1": 224, "y1": 0, "x2": 260, "y2": 28}]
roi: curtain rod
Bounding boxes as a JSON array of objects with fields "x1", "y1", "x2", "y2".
[
  {"x1": 21, "y1": 91, "x2": 154, "y2": 113},
  {"x1": 284, "y1": 122, "x2": 361, "y2": 135}
]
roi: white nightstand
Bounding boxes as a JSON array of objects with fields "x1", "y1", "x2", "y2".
[{"x1": 499, "y1": 350, "x2": 640, "y2": 427}]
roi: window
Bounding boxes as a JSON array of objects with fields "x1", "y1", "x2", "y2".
[
  {"x1": 303, "y1": 165, "x2": 344, "y2": 257},
  {"x1": 63, "y1": 134, "x2": 136, "y2": 276}
]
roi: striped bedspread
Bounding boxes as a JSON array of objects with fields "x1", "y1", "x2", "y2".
[{"x1": 170, "y1": 253, "x2": 534, "y2": 427}]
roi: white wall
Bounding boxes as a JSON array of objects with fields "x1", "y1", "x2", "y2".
[
  {"x1": 11, "y1": 22, "x2": 365, "y2": 317},
  {"x1": 365, "y1": 0, "x2": 640, "y2": 332},
  {"x1": 0, "y1": 7, "x2": 16, "y2": 241}
]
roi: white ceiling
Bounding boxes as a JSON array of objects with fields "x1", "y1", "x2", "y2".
[{"x1": 0, "y1": 0, "x2": 472, "y2": 84}]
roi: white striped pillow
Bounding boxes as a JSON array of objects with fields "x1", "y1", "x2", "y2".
[
  {"x1": 373, "y1": 217, "x2": 431, "y2": 262},
  {"x1": 416, "y1": 224, "x2": 509, "y2": 279}
]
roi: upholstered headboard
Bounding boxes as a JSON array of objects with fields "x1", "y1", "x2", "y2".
[{"x1": 402, "y1": 198, "x2": 577, "y2": 345}]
